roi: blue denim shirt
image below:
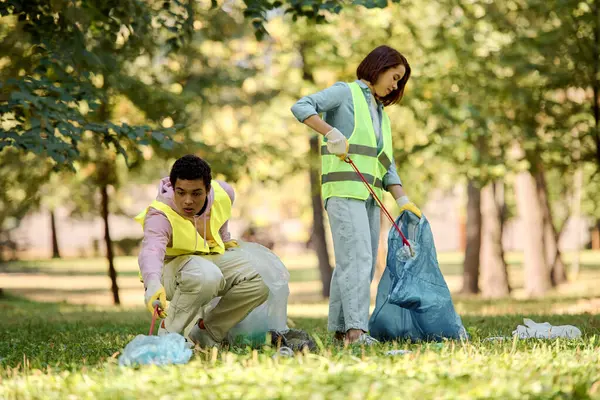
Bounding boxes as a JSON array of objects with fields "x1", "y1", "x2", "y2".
[{"x1": 291, "y1": 80, "x2": 402, "y2": 188}]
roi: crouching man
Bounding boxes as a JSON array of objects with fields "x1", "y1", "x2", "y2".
[{"x1": 135, "y1": 154, "x2": 269, "y2": 348}]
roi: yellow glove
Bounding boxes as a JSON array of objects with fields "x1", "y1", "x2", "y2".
[
  {"x1": 224, "y1": 240, "x2": 239, "y2": 250},
  {"x1": 396, "y1": 196, "x2": 422, "y2": 218},
  {"x1": 144, "y1": 280, "x2": 167, "y2": 318}
]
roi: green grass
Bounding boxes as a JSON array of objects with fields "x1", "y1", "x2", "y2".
[
  {"x1": 1, "y1": 294, "x2": 600, "y2": 399},
  {"x1": 1, "y1": 252, "x2": 600, "y2": 399}
]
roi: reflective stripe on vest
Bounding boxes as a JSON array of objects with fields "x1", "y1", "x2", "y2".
[
  {"x1": 321, "y1": 172, "x2": 383, "y2": 189},
  {"x1": 320, "y1": 82, "x2": 394, "y2": 201},
  {"x1": 134, "y1": 180, "x2": 231, "y2": 256}
]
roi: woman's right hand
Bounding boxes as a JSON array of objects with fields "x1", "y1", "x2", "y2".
[{"x1": 325, "y1": 128, "x2": 349, "y2": 157}]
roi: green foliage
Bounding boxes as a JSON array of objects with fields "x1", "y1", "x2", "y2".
[
  {"x1": 241, "y1": 0, "x2": 402, "y2": 40},
  {"x1": 2, "y1": 0, "x2": 599, "y2": 239},
  {"x1": 0, "y1": 0, "x2": 182, "y2": 168},
  {"x1": 0, "y1": 0, "x2": 400, "y2": 172},
  {"x1": 485, "y1": 0, "x2": 599, "y2": 167},
  {"x1": 0, "y1": 149, "x2": 53, "y2": 234}
]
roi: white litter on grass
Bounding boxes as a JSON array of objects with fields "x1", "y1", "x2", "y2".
[
  {"x1": 512, "y1": 319, "x2": 582, "y2": 339},
  {"x1": 386, "y1": 349, "x2": 412, "y2": 356},
  {"x1": 483, "y1": 319, "x2": 583, "y2": 342}
]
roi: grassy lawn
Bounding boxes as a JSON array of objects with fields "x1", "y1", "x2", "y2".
[{"x1": 1, "y1": 251, "x2": 600, "y2": 398}]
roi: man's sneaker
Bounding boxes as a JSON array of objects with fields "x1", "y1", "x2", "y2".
[
  {"x1": 269, "y1": 329, "x2": 317, "y2": 352},
  {"x1": 188, "y1": 319, "x2": 220, "y2": 348},
  {"x1": 348, "y1": 333, "x2": 379, "y2": 346}
]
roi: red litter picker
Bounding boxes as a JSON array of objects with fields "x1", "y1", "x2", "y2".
[{"x1": 343, "y1": 157, "x2": 414, "y2": 256}]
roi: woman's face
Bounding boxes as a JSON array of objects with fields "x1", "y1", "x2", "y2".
[{"x1": 372, "y1": 64, "x2": 406, "y2": 98}]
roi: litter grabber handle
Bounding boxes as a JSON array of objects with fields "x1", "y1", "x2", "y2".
[
  {"x1": 149, "y1": 304, "x2": 159, "y2": 336},
  {"x1": 343, "y1": 157, "x2": 412, "y2": 251}
]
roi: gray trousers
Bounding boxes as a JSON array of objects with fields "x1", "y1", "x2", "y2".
[
  {"x1": 325, "y1": 196, "x2": 380, "y2": 333},
  {"x1": 162, "y1": 249, "x2": 269, "y2": 342}
]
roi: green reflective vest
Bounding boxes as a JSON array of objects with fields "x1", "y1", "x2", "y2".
[
  {"x1": 321, "y1": 82, "x2": 393, "y2": 201},
  {"x1": 134, "y1": 181, "x2": 232, "y2": 256}
]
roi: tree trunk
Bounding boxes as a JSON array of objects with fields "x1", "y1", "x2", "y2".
[
  {"x1": 534, "y1": 169, "x2": 567, "y2": 285},
  {"x1": 515, "y1": 170, "x2": 552, "y2": 296},
  {"x1": 480, "y1": 181, "x2": 510, "y2": 298},
  {"x1": 458, "y1": 214, "x2": 467, "y2": 252},
  {"x1": 592, "y1": 219, "x2": 600, "y2": 250},
  {"x1": 570, "y1": 164, "x2": 584, "y2": 278},
  {"x1": 461, "y1": 180, "x2": 481, "y2": 294},
  {"x1": 100, "y1": 183, "x2": 120, "y2": 305},
  {"x1": 593, "y1": 0, "x2": 600, "y2": 167},
  {"x1": 309, "y1": 135, "x2": 332, "y2": 298},
  {"x1": 50, "y1": 210, "x2": 61, "y2": 259},
  {"x1": 548, "y1": 229, "x2": 568, "y2": 285}
]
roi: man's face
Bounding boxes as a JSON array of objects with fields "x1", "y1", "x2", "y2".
[{"x1": 173, "y1": 179, "x2": 208, "y2": 217}]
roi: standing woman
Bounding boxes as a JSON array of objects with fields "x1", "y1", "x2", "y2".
[{"x1": 291, "y1": 45, "x2": 422, "y2": 345}]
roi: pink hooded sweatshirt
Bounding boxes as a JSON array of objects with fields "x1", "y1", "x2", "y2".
[{"x1": 138, "y1": 177, "x2": 235, "y2": 285}]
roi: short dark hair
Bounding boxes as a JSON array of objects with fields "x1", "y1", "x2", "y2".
[
  {"x1": 169, "y1": 154, "x2": 212, "y2": 189},
  {"x1": 356, "y1": 45, "x2": 411, "y2": 106}
]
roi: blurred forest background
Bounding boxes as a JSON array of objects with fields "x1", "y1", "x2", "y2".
[{"x1": 1, "y1": 0, "x2": 600, "y2": 305}]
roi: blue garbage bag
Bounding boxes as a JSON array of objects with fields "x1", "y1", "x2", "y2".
[
  {"x1": 369, "y1": 212, "x2": 467, "y2": 342},
  {"x1": 119, "y1": 333, "x2": 193, "y2": 367}
]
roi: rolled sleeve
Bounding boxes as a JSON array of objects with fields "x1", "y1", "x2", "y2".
[
  {"x1": 383, "y1": 158, "x2": 403, "y2": 189},
  {"x1": 290, "y1": 82, "x2": 349, "y2": 122}
]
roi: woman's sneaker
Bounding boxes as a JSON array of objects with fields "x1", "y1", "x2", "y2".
[{"x1": 348, "y1": 333, "x2": 379, "y2": 346}]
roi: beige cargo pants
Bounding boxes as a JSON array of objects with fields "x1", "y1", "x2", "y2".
[{"x1": 161, "y1": 248, "x2": 269, "y2": 342}]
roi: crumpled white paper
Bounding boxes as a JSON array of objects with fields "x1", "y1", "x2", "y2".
[{"x1": 512, "y1": 318, "x2": 582, "y2": 339}]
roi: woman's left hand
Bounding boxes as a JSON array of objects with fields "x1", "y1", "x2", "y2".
[{"x1": 396, "y1": 196, "x2": 422, "y2": 218}]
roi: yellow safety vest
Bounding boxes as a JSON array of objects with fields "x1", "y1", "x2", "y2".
[
  {"x1": 134, "y1": 180, "x2": 232, "y2": 256},
  {"x1": 320, "y1": 82, "x2": 394, "y2": 201}
]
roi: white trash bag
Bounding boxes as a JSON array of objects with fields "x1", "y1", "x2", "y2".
[{"x1": 203, "y1": 241, "x2": 290, "y2": 346}]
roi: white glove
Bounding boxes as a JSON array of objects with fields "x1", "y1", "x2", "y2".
[
  {"x1": 396, "y1": 196, "x2": 410, "y2": 207},
  {"x1": 325, "y1": 128, "x2": 349, "y2": 157}
]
